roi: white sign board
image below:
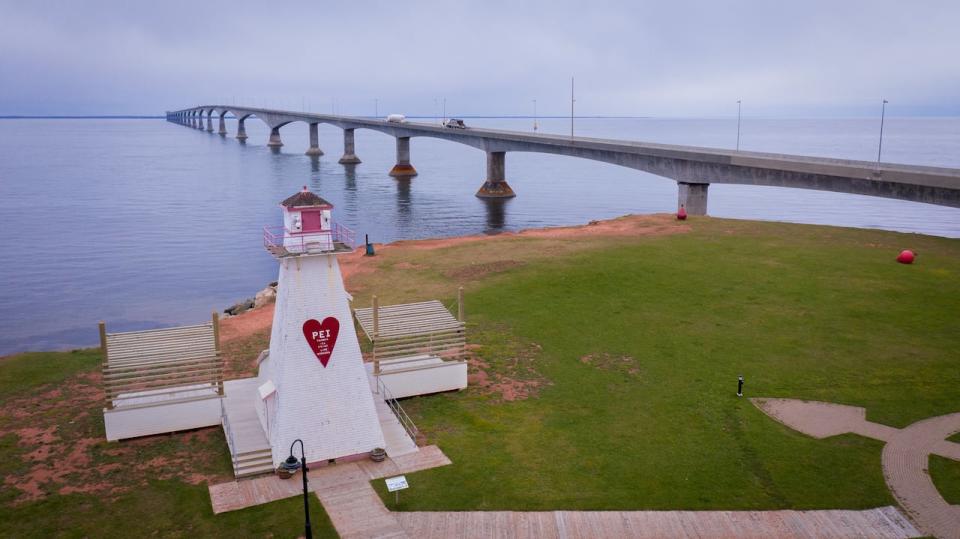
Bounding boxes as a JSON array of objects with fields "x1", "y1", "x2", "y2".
[{"x1": 385, "y1": 475, "x2": 409, "y2": 492}]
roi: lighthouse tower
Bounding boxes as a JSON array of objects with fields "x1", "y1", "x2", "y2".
[{"x1": 256, "y1": 187, "x2": 385, "y2": 467}]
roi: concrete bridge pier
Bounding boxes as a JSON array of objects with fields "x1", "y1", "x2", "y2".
[
  {"x1": 677, "y1": 182, "x2": 709, "y2": 215},
  {"x1": 236, "y1": 118, "x2": 248, "y2": 141},
  {"x1": 389, "y1": 136, "x2": 418, "y2": 178},
  {"x1": 267, "y1": 127, "x2": 283, "y2": 148},
  {"x1": 338, "y1": 128, "x2": 361, "y2": 164},
  {"x1": 205, "y1": 111, "x2": 213, "y2": 132},
  {"x1": 194, "y1": 111, "x2": 203, "y2": 129},
  {"x1": 218, "y1": 112, "x2": 227, "y2": 135},
  {"x1": 476, "y1": 151, "x2": 516, "y2": 198},
  {"x1": 305, "y1": 123, "x2": 324, "y2": 156}
]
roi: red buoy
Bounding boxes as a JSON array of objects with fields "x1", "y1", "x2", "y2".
[
  {"x1": 677, "y1": 205, "x2": 687, "y2": 220},
  {"x1": 896, "y1": 250, "x2": 915, "y2": 264}
]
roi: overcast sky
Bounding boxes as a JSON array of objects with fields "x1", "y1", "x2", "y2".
[{"x1": 2, "y1": 0, "x2": 958, "y2": 117}]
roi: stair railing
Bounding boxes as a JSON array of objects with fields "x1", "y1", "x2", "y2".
[{"x1": 377, "y1": 376, "x2": 419, "y2": 443}]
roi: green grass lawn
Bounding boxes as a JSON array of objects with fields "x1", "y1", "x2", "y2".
[
  {"x1": 0, "y1": 480, "x2": 332, "y2": 539},
  {"x1": 363, "y1": 218, "x2": 960, "y2": 511}
]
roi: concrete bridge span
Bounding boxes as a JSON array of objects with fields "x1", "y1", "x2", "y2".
[{"x1": 167, "y1": 106, "x2": 960, "y2": 214}]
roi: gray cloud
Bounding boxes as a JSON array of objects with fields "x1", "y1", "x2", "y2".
[{"x1": 1, "y1": 0, "x2": 958, "y2": 116}]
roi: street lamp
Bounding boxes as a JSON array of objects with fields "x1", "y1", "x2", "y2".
[
  {"x1": 877, "y1": 98, "x2": 889, "y2": 166},
  {"x1": 736, "y1": 100, "x2": 742, "y2": 151},
  {"x1": 281, "y1": 439, "x2": 312, "y2": 539}
]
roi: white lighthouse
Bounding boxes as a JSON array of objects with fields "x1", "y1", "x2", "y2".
[{"x1": 256, "y1": 187, "x2": 385, "y2": 467}]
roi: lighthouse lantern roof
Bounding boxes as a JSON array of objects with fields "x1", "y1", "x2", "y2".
[{"x1": 281, "y1": 186, "x2": 333, "y2": 210}]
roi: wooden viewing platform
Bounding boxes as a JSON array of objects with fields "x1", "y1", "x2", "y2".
[
  {"x1": 100, "y1": 317, "x2": 225, "y2": 441},
  {"x1": 354, "y1": 297, "x2": 468, "y2": 399},
  {"x1": 355, "y1": 299, "x2": 465, "y2": 339}
]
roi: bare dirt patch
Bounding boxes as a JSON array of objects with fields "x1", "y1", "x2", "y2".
[
  {"x1": 445, "y1": 260, "x2": 525, "y2": 281},
  {"x1": 219, "y1": 303, "x2": 274, "y2": 343},
  {"x1": 580, "y1": 352, "x2": 642, "y2": 377},
  {"x1": 374, "y1": 214, "x2": 686, "y2": 253},
  {"x1": 467, "y1": 342, "x2": 549, "y2": 402},
  {"x1": 0, "y1": 368, "x2": 231, "y2": 505}
]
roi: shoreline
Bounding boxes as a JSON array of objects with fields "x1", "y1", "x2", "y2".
[
  {"x1": 4, "y1": 212, "x2": 957, "y2": 358},
  {"x1": 219, "y1": 213, "x2": 688, "y2": 343}
]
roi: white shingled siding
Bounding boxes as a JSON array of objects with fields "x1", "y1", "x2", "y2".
[{"x1": 263, "y1": 253, "x2": 385, "y2": 467}]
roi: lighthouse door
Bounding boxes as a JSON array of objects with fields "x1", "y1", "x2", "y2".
[{"x1": 301, "y1": 211, "x2": 321, "y2": 232}]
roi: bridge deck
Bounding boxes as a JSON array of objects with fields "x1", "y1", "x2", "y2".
[{"x1": 171, "y1": 105, "x2": 960, "y2": 208}]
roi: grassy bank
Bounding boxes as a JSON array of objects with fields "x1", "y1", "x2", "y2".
[{"x1": 356, "y1": 217, "x2": 960, "y2": 511}]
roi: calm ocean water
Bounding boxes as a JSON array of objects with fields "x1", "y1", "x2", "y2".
[{"x1": 0, "y1": 116, "x2": 958, "y2": 354}]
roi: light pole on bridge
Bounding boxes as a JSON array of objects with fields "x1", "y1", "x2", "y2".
[
  {"x1": 736, "y1": 99, "x2": 742, "y2": 151},
  {"x1": 570, "y1": 76, "x2": 575, "y2": 140},
  {"x1": 877, "y1": 98, "x2": 889, "y2": 166},
  {"x1": 533, "y1": 99, "x2": 538, "y2": 131}
]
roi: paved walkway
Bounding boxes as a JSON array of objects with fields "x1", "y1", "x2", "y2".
[
  {"x1": 208, "y1": 445, "x2": 451, "y2": 514},
  {"x1": 396, "y1": 507, "x2": 918, "y2": 538},
  {"x1": 754, "y1": 398, "x2": 960, "y2": 539},
  {"x1": 883, "y1": 413, "x2": 960, "y2": 539}
]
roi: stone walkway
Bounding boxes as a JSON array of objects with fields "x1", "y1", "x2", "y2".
[
  {"x1": 883, "y1": 413, "x2": 960, "y2": 539},
  {"x1": 208, "y1": 445, "x2": 451, "y2": 514},
  {"x1": 753, "y1": 398, "x2": 960, "y2": 539},
  {"x1": 396, "y1": 507, "x2": 919, "y2": 538}
]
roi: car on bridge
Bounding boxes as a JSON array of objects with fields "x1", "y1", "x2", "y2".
[
  {"x1": 442, "y1": 118, "x2": 467, "y2": 129},
  {"x1": 386, "y1": 114, "x2": 406, "y2": 123}
]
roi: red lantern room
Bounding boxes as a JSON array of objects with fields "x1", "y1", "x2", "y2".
[{"x1": 263, "y1": 186, "x2": 355, "y2": 257}]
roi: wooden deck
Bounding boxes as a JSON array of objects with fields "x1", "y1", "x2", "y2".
[
  {"x1": 218, "y1": 373, "x2": 420, "y2": 478},
  {"x1": 208, "y1": 445, "x2": 452, "y2": 514},
  {"x1": 266, "y1": 241, "x2": 354, "y2": 258},
  {"x1": 209, "y1": 444, "x2": 919, "y2": 538},
  {"x1": 394, "y1": 507, "x2": 921, "y2": 538},
  {"x1": 355, "y1": 299, "x2": 468, "y2": 399},
  {"x1": 101, "y1": 319, "x2": 225, "y2": 441}
]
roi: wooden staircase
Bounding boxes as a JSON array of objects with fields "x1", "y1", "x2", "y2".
[
  {"x1": 230, "y1": 447, "x2": 274, "y2": 478},
  {"x1": 221, "y1": 378, "x2": 274, "y2": 479}
]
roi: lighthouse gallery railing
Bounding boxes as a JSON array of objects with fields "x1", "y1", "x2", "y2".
[{"x1": 263, "y1": 222, "x2": 356, "y2": 254}]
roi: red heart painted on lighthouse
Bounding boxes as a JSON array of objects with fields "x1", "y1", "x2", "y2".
[{"x1": 302, "y1": 317, "x2": 340, "y2": 367}]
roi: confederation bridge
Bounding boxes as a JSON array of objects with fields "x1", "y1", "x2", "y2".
[{"x1": 167, "y1": 106, "x2": 960, "y2": 213}]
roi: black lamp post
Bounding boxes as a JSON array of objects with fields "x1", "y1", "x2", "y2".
[{"x1": 281, "y1": 438, "x2": 312, "y2": 539}]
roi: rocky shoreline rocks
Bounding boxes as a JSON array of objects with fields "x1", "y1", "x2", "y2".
[{"x1": 222, "y1": 282, "x2": 277, "y2": 317}]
